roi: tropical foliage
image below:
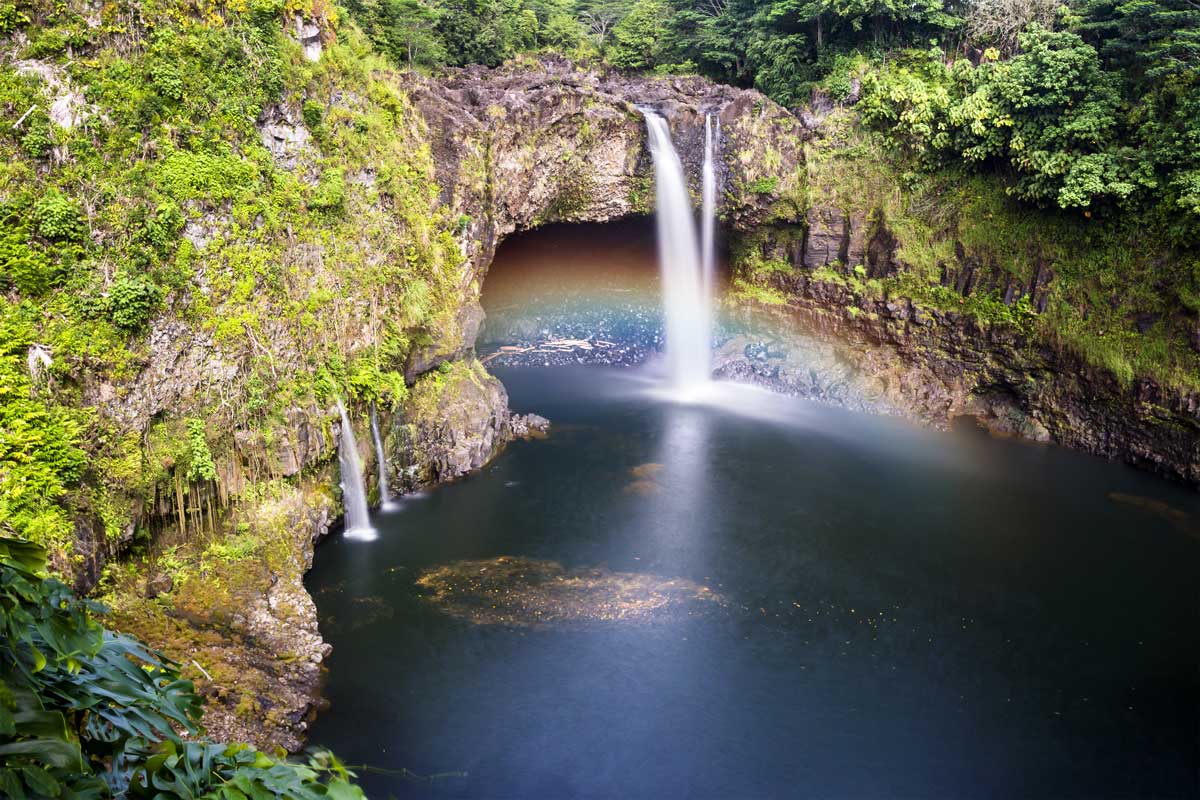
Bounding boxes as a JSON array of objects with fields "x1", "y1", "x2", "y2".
[
  {"x1": 345, "y1": 0, "x2": 1199, "y2": 230},
  {"x1": 0, "y1": 536, "x2": 366, "y2": 798}
]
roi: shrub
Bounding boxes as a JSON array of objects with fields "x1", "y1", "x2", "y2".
[
  {"x1": 0, "y1": 2, "x2": 28, "y2": 34},
  {"x1": 747, "y1": 176, "x2": 779, "y2": 195},
  {"x1": 149, "y1": 61, "x2": 185, "y2": 101},
  {"x1": 33, "y1": 192, "x2": 85, "y2": 243},
  {"x1": 108, "y1": 272, "x2": 162, "y2": 332},
  {"x1": 302, "y1": 99, "x2": 324, "y2": 130},
  {"x1": 154, "y1": 149, "x2": 259, "y2": 203},
  {"x1": 133, "y1": 201, "x2": 185, "y2": 256},
  {"x1": 0, "y1": 234, "x2": 54, "y2": 294},
  {"x1": 308, "y1": 168, "x2": 346, "y2": 212},
  {"x1": 185, "y1": 418, "x2": 217, "y2": 482},
  {"x1": 19, "y1": 121, "x2": 52, "y2": 159}
]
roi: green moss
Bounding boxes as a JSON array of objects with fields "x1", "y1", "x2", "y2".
[
  {"x1": 747, "y1": 176, "x2": 778, "y2": 195},
  {"x1": 729, "y1": 277, "x2": 788, "y2": 306}
]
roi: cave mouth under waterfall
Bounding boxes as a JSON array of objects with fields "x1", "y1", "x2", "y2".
[{"x1": 477, "y1": 216, "x2": 731, "y2": 373}]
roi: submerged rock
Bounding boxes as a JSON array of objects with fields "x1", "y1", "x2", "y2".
[
  {"x1": 1108, "y1": 492, "x2": 1200, "y2": 538},
  {"x1": 416, "y1": 556, "x2": 724, "y2": 627}
]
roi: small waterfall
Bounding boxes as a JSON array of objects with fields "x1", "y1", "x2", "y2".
[
  {"x1": 641, "y1": 109, "x2": 711, "y2": 390},
  {"x1": 369, "y1": 402, "x2": 397, "y2": 511},
  {"x1": 336, "y1": 399, "x2": 376, "y2": 541}
]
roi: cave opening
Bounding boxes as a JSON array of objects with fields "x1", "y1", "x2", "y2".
[
  {"x1": 476, "y1": 216, "x2": 730, "y2": 368},
  {"x1": 477, "y1": 219, "x2": 729, "y2": 369}
]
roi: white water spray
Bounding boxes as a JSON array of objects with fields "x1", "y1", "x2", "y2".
[
  {"x1": 641, "y1": 109, "x2": 711, "y2": 390},
  {"x1": 336, "y1": 400, "x2": 376, "y2": 541},
  {"x1": 369, "y1": 402, "x2": 397, "y2": 511}
]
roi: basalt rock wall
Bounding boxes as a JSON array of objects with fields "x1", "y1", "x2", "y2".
[{"x1": 732, "y1": 271, "x2": 1200, "y2": 486}]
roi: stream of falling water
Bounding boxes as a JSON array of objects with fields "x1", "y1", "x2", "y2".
[
  {"x1": 641, "y1": 109, "x2": 711, "y2": 391},
  {"x1": 369, "y1": 402, "x2": 397, "y2": 511},
  {"x1": 336, "y1": 399, "x2": 376, "y2": 540}
]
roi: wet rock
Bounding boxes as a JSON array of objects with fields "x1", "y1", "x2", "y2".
[
  {"x1": 15, "y1": 60, "x2": 96, "y2": 129},
  {"x1": 803, "y1": 206, "x2": 845, "y2": 268},
  {"x1": 144, "y1": 572, "x2": 173, "y2": 599},
  {"x1": 292, "y1": 15, "x2": 323, "y2": 62},
  {"x1": 406, "y1": 301, "x2": 486, "y2": 381},
  {"x1": 1134, "y1": 312, "x2": 1160, "y2": 334},
  {"x1": 398, "y1": 361, "x2": 515, "y2": 485},
  {"x1": 509, "y1": 413, "x2": 550, "y2": 439},
  {"x1": 844, "y1": 78, "x2": 862, "y2": 106},
  {"x1": 711, "y1": 333, "x2": 898, "y2": 415},
  {"x1": 740, "y1": 268, "x2": 1200, "y2": 486}
]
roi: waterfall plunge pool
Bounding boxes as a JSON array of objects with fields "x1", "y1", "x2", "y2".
[{"x1": 307, "y1": 364, "x2": 1199, "y2": 799}]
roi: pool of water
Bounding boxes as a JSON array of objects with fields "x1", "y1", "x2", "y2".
[{"x1": 307, "y1": 366, "x2": 1200, "y2": 799}]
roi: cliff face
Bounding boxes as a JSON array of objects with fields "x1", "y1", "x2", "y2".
[
  {"x1": 405, "y1": 60, "x2": 1198, "y2": 488},
  {"x1": 721, "y1": 107, "x2": 1200, "y2": 486}
]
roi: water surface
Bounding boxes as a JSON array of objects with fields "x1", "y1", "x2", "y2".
[{"x1": 308, "y1": 366, "x2": 1200, "y2": 799}]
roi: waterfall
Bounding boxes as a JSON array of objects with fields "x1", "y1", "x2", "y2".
[
  {"x1": 701, "y1": 114, "x2": 719, "y2": 311},
  {"x1": 641, "y1": 109, "x2": 711, "y2": 390},
  {"x1": 369, "y1": 402, "x2": 397, "y2": 511},
  {"x1": 336, "y1": 399, "x2": 376, "y2": 541}
]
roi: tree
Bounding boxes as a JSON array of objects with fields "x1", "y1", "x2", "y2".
[
  {"x1": 964, "y1": 0, "x2": 1063, "y2": 55},
  {"x1": 608, "y1": 0, "x2": 671, "y2": 69},
  {"x1": 531, "y1": 0, "x2": 588, "y2": 48},
  {"x1": 385, "y1": 0, "x2": 447, "y2": 66},
  {"x1": 579, "y1": 0, "x2": 628, "y2": 46},
  {"x1": 862, "y1": 27, "x2": 1150, "y2": 209}
]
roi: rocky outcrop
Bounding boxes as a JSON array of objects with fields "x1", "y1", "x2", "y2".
[
  {"x1": 392, "y1": 360, "x2": 548, "y2": 487},
  {"x1": 108, "y1": 478, "x2": 337, "y2": 751},
  {"x1": 413, "y1": 56, "x2": 805, "y2": 282}
]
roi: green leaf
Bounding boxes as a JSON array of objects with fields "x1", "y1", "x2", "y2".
[
  {"x1": 0, "y1": 738, "x2": 82, "y2": 770},
  {"x1": 0, "y1": 768, "x2": 28, "y2": 800},
  {"x1": 19, "y1": 764, "x2": 61, "y2": 797}
]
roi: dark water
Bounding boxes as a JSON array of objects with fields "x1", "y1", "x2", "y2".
[{"x1": 307, "y1": 366, "x2": 1200, "y2": 799}]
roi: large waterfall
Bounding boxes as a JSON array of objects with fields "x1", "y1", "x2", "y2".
[
  {"x1": 336, "y1": 400, "x2": 376, "y2": 541},
  {"x1": 369, "y1": 402, "x2": 397, "y2": 511},
  {"x1": 642, "y1": 109, "x2": 712, "y2": 390}
]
